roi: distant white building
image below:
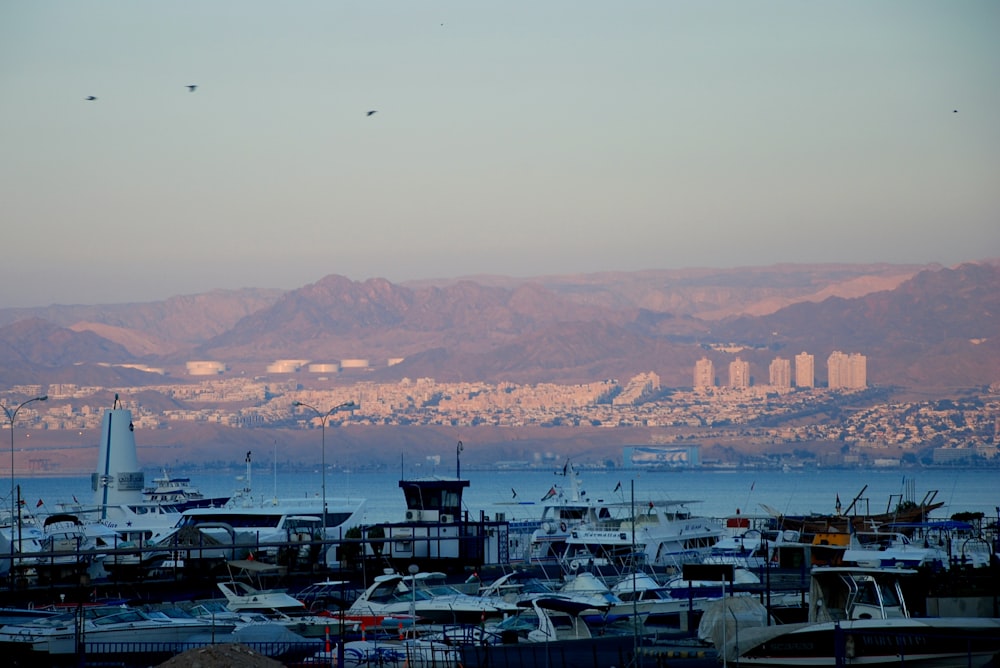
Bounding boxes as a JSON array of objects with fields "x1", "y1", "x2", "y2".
[
  {"x1": 340, "y1": 359, "x2": 371, "y2": 369},
  {"x1": 266, "y1": 359, "x2": 309, "y2": 373},
  {"x1": 186, "y1": 361, "x2": 226, "y2": 376},
  {"x1": 308, "y1": 363, "x2": 341, "y2": 373}
]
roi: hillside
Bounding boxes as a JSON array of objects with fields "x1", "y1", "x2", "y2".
[{"x1": 0, "y1": 261, "x2": 996, "y2": 389}]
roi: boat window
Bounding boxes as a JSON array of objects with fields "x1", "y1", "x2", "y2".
[
  {"x1": 325, "y1": 512, "x2": 352, "y2": 528},
  {"x1": 879, "y1": 582, "x2": 901, "y2": 607}
]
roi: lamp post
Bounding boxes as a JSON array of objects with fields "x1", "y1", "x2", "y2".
[
  {"x1": 292, "y1": 401, "x2": 355, "y2": 538},
  {"x1": 3, "y1": 394, "x2": 47, "y2": 588}
]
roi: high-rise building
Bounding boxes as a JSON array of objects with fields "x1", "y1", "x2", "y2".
[
  {"x1": 795, "y1": 352, "x2": 815, "y2": 388},
  {"x1": 694, "y1": 357, "x2": 714, "y2": 388},
  {"x1": 729, "y1": 357, "x2": 750, "y2": 388},
  {"x1": 769, "y1": 357, "x2": 791, "y2": 389},
  {"x1": 828, "y1": 351, "x2": 848, "y2": 388},
  {"x1": 828, "y1": 351, "x2": 867, "y2": 389},
  {"x1": 848, "y1": 352, "x2": 867, "y2": 388}
]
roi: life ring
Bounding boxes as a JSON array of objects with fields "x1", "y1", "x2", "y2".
[{"x1": 559, "y1": 521, "x2": 568, "y2": 533}]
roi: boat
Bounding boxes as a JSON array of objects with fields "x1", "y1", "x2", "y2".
[
  {"x1": 142, "y1": 467, "x2": 229, "y2": 510},
  {"x1": 764, "y1": 484, "x2": 946, "y2": 535},
  {"x1": 311, "y1": 637, "x2": 462, "y2": 667},
  {"x1": 364, "y1": 474, "x2": 509, "y2": 573},
  {"x1": 213, "y1": 560, "x2": 351, "y2": 638},
  {"x1": 505, "y1": 462, "x2": 621, "y2": 568},
  {"x1": 608, "y1": 569, "x2": 761, "y2": 629},
  {"x1": 489, "y1": 597, "x2": 594, "y2": 643},
  {"x1": 346, "y1": 571, "x2": 519, "y2": 625},
  {"x1": 841, "y1": 529, "x2": 950, "y2": 570},
  {"x1": 560, "y1": 498, "x2": 725, "y2": 572},
  {"x1": 143, "y1": 452, "x2": 366, "y2": 571},
  {"x1": 0, "y1": 604, "x2": 236, "y2": 655},
  {"x1": 717, "y1": 566, "x2": 1000, "y2": 666},
  {"x1": 479, "y1": 569, "x2": 612, "y2": 616}
]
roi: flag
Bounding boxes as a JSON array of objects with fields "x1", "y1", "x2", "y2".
[
  {"x1": 613, "y1": 481, "x2": 622, "y2": 493},
  {"x1": 36, "y1": 499, "x2": 43, "y2": 508},
  {"x1": 511, "y1": 488, "x2": 517, "y2": 499},
  {"x1": 750, "y1": 481, "x2": 755, "y2": 491},
  {"x1": 72, "y1": 495, "x2": 79, "y2": 503},
  {"x1": 541, "y1": 486, "x2": 557, "y2": 501}
]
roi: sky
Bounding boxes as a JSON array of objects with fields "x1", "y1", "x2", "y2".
[{"x1": 2, "y1": 2, "x2": 998, "y2": 308}]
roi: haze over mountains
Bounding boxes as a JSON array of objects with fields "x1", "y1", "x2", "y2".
[{"x1": 1, "y1": 261, "x2": 997, "y2": 390}]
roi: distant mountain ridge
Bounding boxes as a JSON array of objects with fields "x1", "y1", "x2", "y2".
[{"x1": 1, "y1": 261, "x2": 997, "y2": 389}]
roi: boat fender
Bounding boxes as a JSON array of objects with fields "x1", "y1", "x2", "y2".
[{"x1": 542, "y1": 522, "x2": 553, "y2": 534}]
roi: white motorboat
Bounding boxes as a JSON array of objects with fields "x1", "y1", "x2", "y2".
[
  {"x1": 348, "y1": 571, "x2": 518, "y2": 625},
  {"x1": 841, "y1": 529, "x2": 950, "y2": 570},
  {"x1": 147, "y1": 451, "x2": 366, "y2": 569},
  {"x1": 716, "y1": 566, "x2": 1000, "y2": 666},
  {"x1": 480, "y1": 569, "x2": 612, "y2": 616},
  {"x1": 704, "y1": 525, "x2": 799, "y2": 569},
  {"x1": 489, "y1": 597, "x2": 594, "y2": 643},
  {"x1": 0, "y1": 604, "x2": 236, "y2": 655},
  {"x1": 561, "y1": 499, "x2": 725, "y2": 571},
  {"x1": 506, "y1": 463, "x2": 621, "y2": 567}
]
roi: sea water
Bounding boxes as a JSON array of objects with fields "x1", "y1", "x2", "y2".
[{"x1": 14, "y1": 467, "x2": 998, "y2": 525}]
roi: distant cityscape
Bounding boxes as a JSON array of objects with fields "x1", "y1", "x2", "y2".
[
  {"x1": 694, "y1": 350, "x2": 867, "y2": 390},
  {"x1": 4, "y1": 346, "x2": 997, "y2": 472}
]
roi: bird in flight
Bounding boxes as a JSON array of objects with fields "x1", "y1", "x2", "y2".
[
  {"x1": 187, "y1": 85, "x2": 198, "y2": 92},
  {"x1": 85, "y1": 96, "x2": 97, "y2": 101},
  {"x1": 366, "y1": 110, "x2": 377, "y2": 116}
]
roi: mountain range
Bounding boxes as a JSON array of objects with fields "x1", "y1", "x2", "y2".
[{"x1": 1, "y1": 261, "x2": 997, "y2": 390}]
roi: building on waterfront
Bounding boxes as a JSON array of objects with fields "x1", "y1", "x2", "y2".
[
  {"x1": 769, "y1": 357, "x2": 791, "y2": 389},
  {"x1": 729, "y1": 357, "x2": 750, "y2": 388},
  {"x1": 694, "y1": 357, "x2": 715, "y2": 388},
  {"x1": 828, "y1": 351, "x2": 867, "y2": 389},
  {"x1": 795, "y1": 352, "x2": 815, "y2": 388},
  {"x1": 624, "y1": 445, "x2": 700, "y2": 468}
]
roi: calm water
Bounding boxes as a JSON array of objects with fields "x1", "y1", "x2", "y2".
[{"x1": 13, "y1": 467, "x2": 998, "y2": 525}]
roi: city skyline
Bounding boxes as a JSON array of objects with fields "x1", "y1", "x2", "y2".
[{"x1": 2, "y1": 2, "x2": 999, "y2": 308}]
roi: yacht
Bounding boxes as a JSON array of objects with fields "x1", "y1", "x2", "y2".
[
  {"x1": 0, "y1": 604, "x2": 236, "y2": 656},
  {"x1": 560, "y1": 499, "x2": 725, "y2": 573},
  {"x1": 507, "y1": 463, "x2": 621, "y2": 568},
  {"x1": 718, "y1": 566, "x2": 1000, "y2": 666},
  {"x1": 145, "y1": 493, "x2": 366, "y2": 570},
  {"x1": 347, "y1": 571, "x2": 518, "y2": 625}
]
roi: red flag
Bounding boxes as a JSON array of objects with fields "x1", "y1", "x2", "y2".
[
  {"x1": 36, "y1": 499, "x2": 43, "y2": 508},
  {"x1": 541, "y1": 486, "x2": 557, "y2": 501}
]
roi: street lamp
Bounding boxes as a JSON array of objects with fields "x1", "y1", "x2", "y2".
[
  {"x1": 3, "y1": 394, "x2": 47, "y2": 587},
  {"x1": 292, "y1": 401, "x2": 355, "y2": 539}
]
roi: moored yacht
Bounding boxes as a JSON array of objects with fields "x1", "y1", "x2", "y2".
[
  {"x1": 561, "y1": 499, "x2": 725, "y2": 573},
  {"x1": 347, "y1": 571, "x2": 518, "y2": 625},
  {"x1": 717, "y1": 566, "x2": 1000, "y2": 666}
]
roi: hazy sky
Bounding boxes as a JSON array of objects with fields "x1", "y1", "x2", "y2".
[{"x1": 2, "y1": 2, "x2": 998, "y2": 308}]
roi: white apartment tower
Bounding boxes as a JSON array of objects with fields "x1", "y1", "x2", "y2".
[
  {"x1": 848, "y1": 352, "x2": 867, "y2": 388},
  {"x1": 769, "y1": 357, "x2": 792, "y2": 389},
  {"x1": 694, "y1": 357, "x2": 715, "y2": 388},
  {"x1": 729, "y1": 357, "x2": 750, "y2": 388},
  {"x1": 795, "y1": 352, "x2": 815, "y2": 388},
  {"x1": 828, "y1": 351, "x2": 867, "y2": 389}
]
